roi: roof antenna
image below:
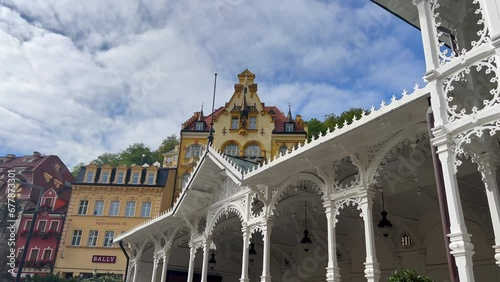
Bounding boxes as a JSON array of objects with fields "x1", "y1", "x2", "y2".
[{"x1": 208, "y1": 73, "x2": 217, "y2": 146}]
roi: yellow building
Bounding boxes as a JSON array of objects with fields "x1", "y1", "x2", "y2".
[
  {"x1": 167, "y1": 69, "x2": 307, "y2": 201},
  {"x1": 54, "y1": 163, "x2": 176, "y2": 279}
]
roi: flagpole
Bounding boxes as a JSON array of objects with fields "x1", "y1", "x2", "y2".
[{"x1": 208, "y1": 73, "x2": 217, "y2": 146}]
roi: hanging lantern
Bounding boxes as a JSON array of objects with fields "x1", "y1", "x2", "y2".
[
  {"x1": 300, "y1": 202, "x2": 313, "y2": 252},
  {"x1": 209, "y1": 252, "x2": 217, "y2": 270},
  {"x1": 377, "y1": 190, "x2": 393, "y2": 238}
]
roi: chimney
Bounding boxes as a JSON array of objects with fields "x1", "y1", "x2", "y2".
[{"x1": 33, "y1": 151, "x2": 42, "y2": 157}]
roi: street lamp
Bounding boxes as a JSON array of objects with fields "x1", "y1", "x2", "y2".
[{"x1": 15, "y1": 178, "x2": 44, "y2": 282}]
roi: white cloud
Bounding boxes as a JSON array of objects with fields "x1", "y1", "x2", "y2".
[{"x1": 0, "y1": 0, "x2": 425, "y2": 168}]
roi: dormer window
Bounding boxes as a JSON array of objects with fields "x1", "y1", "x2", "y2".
[
  {"x1": 131, "y1": 172, "x2": 140, "y2": 184},
  {"x1": 147, "y1": 172, "x2": 155, "y2": 185},
  {"x1": 100, "y1": 171, "x2": 109, "y2": 183},
  {"x1": 195, "y1": 122, "x2": 204, "y2": 131},
  {"x1": 44, "y1": 197, "x2": 53, "y2": 207},
  {"x1": 285, "y1": 123, "x2": 294, "y2": 132},
  {"x1": 85, "y1": 171, "x2": 94, "y2": 183},
  {"x1": 116, "y1": 171, "x2": 125, "y2": 184}
]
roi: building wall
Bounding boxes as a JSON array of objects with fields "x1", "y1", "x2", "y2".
[{"x1": 54, "y1": 185, "x2": 163, "y2": 277}]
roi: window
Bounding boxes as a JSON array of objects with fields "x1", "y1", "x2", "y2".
[
  {"x1": 231, "y1": 118, "x2": 239, "y2": 129},
  {"x1": 147, "y1": 172, "x2": 155, "y2": 185},
  {"x1": 185, "y1": 145, "x2": 202, "y2": 158},
  {"x1": 87, "y1": 230, "x2": 99, "y2": 247},
  {"x1": 104, "y1": 231, "x2": 115, "y2": 247},
  {"x1": 245, "y1": 144, "x2": 261, "y2": 158},
  {"x1": 24, "y1": 220, "x2": 32, "y2": 231},
  {"x1": 116, "y1": 172, "x2": 124, "y2": 184},
  {"x1": 125, "y1": 201, "x2": 136, "y2": 217},
  {"x1": 101, "y1": 171, "x2": 109, "y2": 183},
  {"x1": 224, "y1": 144, "x2": 239, "y2": 156},
  {"x1": 42, "y1": 249, "x2": 52, "y2": 260},
  {"x1": 195, "y1": 122, "x2": 204, "y2": 130},
  {"x1": 37, "y1": 220, "x2": 47, "y2": 231},
  {"x1": 249, "y1": 117, "x2": 257, "y2": 129},
  {"x1": 131, "y1": 172, "x2": 140, "y2": 184},
  {"x1": 44, "y1": 197, "x2": 53, "y2": 206},
  {"x1": 71, "y1": 230, "x2": 83, "y2": 246},
  {"x1": 141, "y1": 202, "x2": 152, "y2": 217},
  {"x1": 181, "y1": 174, "x2": 190, "y2": 189},
  {"x1": 78, "y1": 200, "x2": 89, "y2": 215},
  {"x1": 285, "y1": 123, "x2": 294, "y2": 132},
  {"x1": 279, "y1": 145, "x2": 288, "y2": 156},
  {"x1": 29, "y1": 249, "x2": 39, "y2": 260},
  {"x1": 49, "y1": 221, "x2": 59, "y2": 231},
  {"x1": 109, "y1": 201, "x2": 120, "y2": 216},
  {"x1": 85, "y1": 171, "x2": 94, "y2": 183},
  {"x1": 17, "y1": 248, "x2": 23, "y2": 259},
  {"x1": 94, "y1": 200, "x2": 104, "y2": 216},
  {"x1": 166, "y1": 157, "x2": 173, "y2": 164}
]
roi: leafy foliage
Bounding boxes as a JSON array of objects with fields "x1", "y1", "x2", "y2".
[
  {"x1": 306, "y1": 108, "x2": 365, "y2": 141},
  {"x1": 70, "y1": 136, "x2": 179, "y2": 173},
  {"x1": 388, "y1": 270, "x2": 434, "y2": 282},
  {"x1": 25, "y1": 273, "x2": 77, "y2": 282}
]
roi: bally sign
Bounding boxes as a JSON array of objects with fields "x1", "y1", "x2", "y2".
[{"x1": 92, "y1": 255, "x2": 117, "y2": 263}]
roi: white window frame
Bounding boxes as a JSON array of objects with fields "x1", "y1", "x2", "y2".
[
  {"x1": 100, "y1": 171, "x2": 109, "y2": 183},
  {"x1": 24, "y1": 220, "x2": 32, "y2": 231},
  {"x1": 49, "y1": 220, "x2": 59, "y2": 231},
  {"x1": 131, "y1": 172, "x2": 140, "y2": 184},
  {"x1": 104, "y1": 231, "x2": 115, "y2": 247},
  {"x1": 94, "y1": 200, "x2": 105, "y2": 216},
  {"x1": 141, "y1": 202, "x2": 152, "y2": 217},
  {"x1": 42, "y1": 248, "x2": 52, "y2": 260},
  {"x1": 78, "y1": 200, "x2": 89, "y2": 215},
  {"x1": 85, "y1": 171, "x2": 94, "y2": 183},
  {"x1": 285, "y1": 123, "x2": 294, "y2": 132},
  {"x1": 185, "y1": 145, "x2": 202, "y2": 159},
  {"x1": 116, "y1": 171, "x2": 125, "y2": 184},
  {"x1": 29, "y1": 248, "x2": 40, "y2": 260},
  {"x1": 231, "y1": 118, "x2": 239, "y2": 129},
  {"x1": 245, "y1": 145, "x2": 261, "y2": 158},
  {"x1": 87, "y1": 230, "x2": 99, "y2": 247},
  {"x1": 224, "y1": 144, "x2": 239, "y2": 156},
  {"x1": 195, "y1": 122, "x2": 204, "y2": 130},
  {"x1": 125, "y1": 201, "x2": 136, "y2": 217},
  {"x1": 71, "y1": 230, "x2": 83, "y2": 246},
  {"x1": 109, "y1": 201, "x2": 120, "y2": 216},
  {"x1": 249, "y1": 117, "x2": 257, "y2": 130},
  {"x1": 147, "y1": 172, "x2": 155, "y2": 185}
]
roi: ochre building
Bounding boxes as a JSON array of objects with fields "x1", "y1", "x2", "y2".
[
  {"x1": 165, "y1": 69, "x2": 307, "y2": 201},
  {"x1": 53, "y1": 163, "x2": 175, "y2": 279}
]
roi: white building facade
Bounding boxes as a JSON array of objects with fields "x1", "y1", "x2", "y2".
[{"x1": 114, "y1": 0, "x2": 500, "y2": 281}]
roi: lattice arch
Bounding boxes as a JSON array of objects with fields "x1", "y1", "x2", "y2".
[
  {"x1": 365, "y1": 128, "x2": 429, "y2": 185},
  {"x1": 267, "y1": 173, "x2": 326, "y2": 217},
  {"x1": 206, "y1": 201, "x2": 246, "y2": 236}
]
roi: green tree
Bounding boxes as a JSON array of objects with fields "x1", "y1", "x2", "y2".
[
  {"x1": 154, "y1": 134, "x2": 179, "y2": 161},
  {"x1": 336, "y1": 108, "x2": 365, "y2": 128},
  {"x1": 119, "y1": 143, "x2": 156, "y2": 166},
  {"x1": 70, "y1": 162, "x2": 85, "y2": 178},
  {"x1": 306, "y1": 118, "x2": 326, "y2": 142},
  {"x1": 91, "y1": 152, "x2": 121, "y2": 166}
]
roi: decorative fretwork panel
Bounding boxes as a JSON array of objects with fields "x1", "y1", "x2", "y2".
[
  {"x1": 444, "y1": 55, "x2": 499, "y2": 122},
  {"x1": 430, "y1": 0, "x2": 489, "y2": 66}
]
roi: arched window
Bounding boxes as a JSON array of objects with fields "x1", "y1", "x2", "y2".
[
  {"x1": 181, "y1": 173, "x2": 190, "y2": 189},
  {"x1": 279, "y1": 145, "x2": 288, "y2": 156},
  {"x1": 224, "y1": 143, "x2": 239, "y2": 156},
  {"x1": 185, "y1": 145, "x2": 202, "y2": 158},
  {"x1": 245, "y1": 144, "x2": 261, "y2": 158}
]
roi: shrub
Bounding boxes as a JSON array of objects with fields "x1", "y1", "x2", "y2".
[{"x1": 388, "y1": 270, "x2": 434, "y2": 282}]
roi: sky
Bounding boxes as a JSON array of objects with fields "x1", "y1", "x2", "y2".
[{"x1": 0, "y1": 0, "x2": 425, "y2": 169}]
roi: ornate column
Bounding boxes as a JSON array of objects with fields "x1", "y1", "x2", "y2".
[
  {"x1": 360, "y1": 188, "x2": 380, "y2": 282},
  {"x1": 150, "y1": 256, "x2": 159, "y2": 282},
  {"x1": 261, "y1": 220, "x2": 273, "y2": 282},
  {"x1": 434, "y1": 136, "x2": 475, "y2": 282},
  {"x1": 324, "y1": 200, "x2": 341, "y2": 282},
  {"x1": 240, "y1": 225, "x2": 250, "y2": 282},
  {"x1": 414, "y1": 0, "x2": 440, "y2": 72},
  {"x1": 201, "y1": 237, "x2": 212, "y2": 282},
  {"x1": 187, "y1": 245, "x2": 196, "y2": 282},
  {"x1": 476, "y1": 153, "x2": 500, "y2": 265},
  {"x1": 160, "y1": 252, "x2": 170, "y2": 282},
  {"x1": 132, "y1": 260, "x2": 140, "y2": 282}
]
